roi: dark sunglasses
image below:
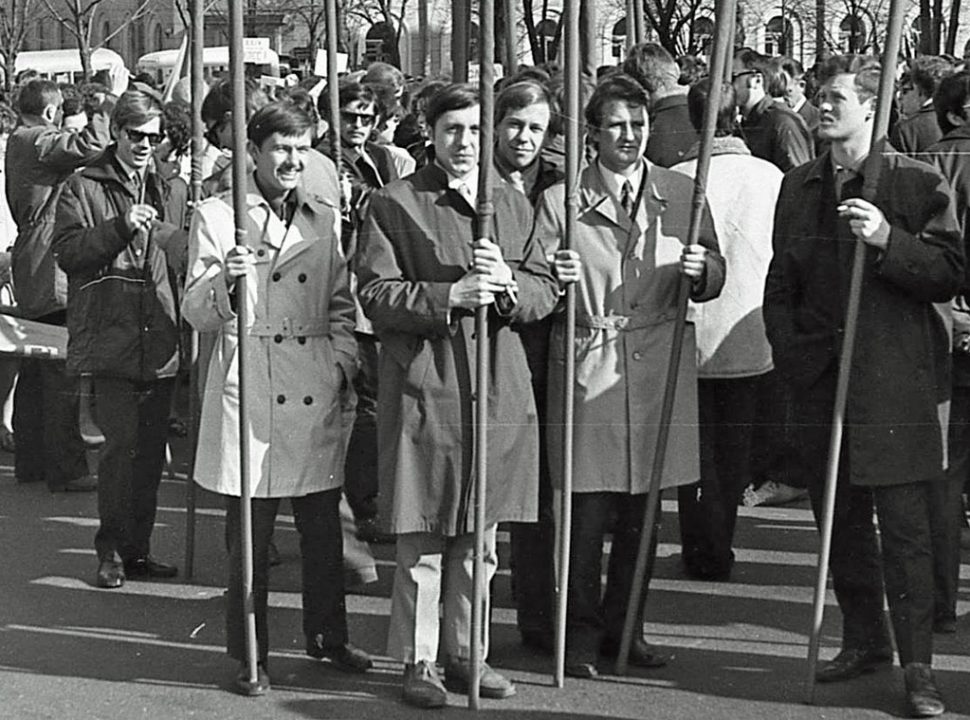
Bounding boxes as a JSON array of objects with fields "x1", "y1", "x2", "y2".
[
  {"x1": 340, "y1": 110, "x2": 376, "y2": 125},
  {"x1": 124, "y1": 127, "x2": 164, "y2": 145},
  {"x1": 731, "y1": 70, "x2": 757, "y2": 82}
]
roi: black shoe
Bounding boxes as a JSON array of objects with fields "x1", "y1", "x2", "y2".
[
  {"x1": 52, "y1": 475, "x2": 98, "y2": 493},
  {"x1": 356, "y1": 516, "x2": 395, "y2": 544},
  {"x1": 520, "y1": 629, "x2": 554, "y2": 655},
  {"x1": 233, "y1": 662, "x2": 270, "y2": 697},
  {"x1": 564, "y1": 661, "x2": 598, "y2": 679},
  {"x1": 816, "y1": 646, "x2": 893, "y2": 683},
  {"x1": 306, "y1": 637, "x2": 373, "y2": 673},
  {"x1": 933, "y1": 617, "x2": 956, "y2": 634},
  {"x1": 96, "y1": 560, "x2": 125, "y2": 589},
  {"x1": 123, "y1": 556, "x2": 178, "y2": 579},
  {"x1": 904, "y1": 663, "x2": 945, "y2": 717},
  {"x1": 443, "y1": 658, "x2": 516, "y2": 699},
  {"x1": 402, "y1": 660, "x2": 447, "y2": 709},
  {"x1": 601, "y1": 637, "x2": 671, "y2": 669}
]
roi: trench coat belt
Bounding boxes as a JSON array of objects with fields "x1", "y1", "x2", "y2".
[
  {"x1": 247, "y1": 318, "x2": 331, "y2": 338},
  {"x1": 574, "y1": 311, "x2": 677, "y2": 331}
]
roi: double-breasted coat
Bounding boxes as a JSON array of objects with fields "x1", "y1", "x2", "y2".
[
  {"x1": 182, "y1": 177, "x2": 357, "y2": 498},
  {"x1": 532, "y1": 161, "x2": 725, "y2": 494},
  {"x1": 355, "y1": 163, "x2": 560, "y2": 536},
  {"x1": 763, "y1": 148, "x2": 964, "y2": 487}
]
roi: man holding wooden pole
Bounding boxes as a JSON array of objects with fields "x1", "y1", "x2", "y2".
[{"x1": 763, "y1": 54, "x2": 963, "y2": 718}]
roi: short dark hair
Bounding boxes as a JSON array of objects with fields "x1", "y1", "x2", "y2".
[
  {"x1": 781, "y1": 56, "x2": 805, "y2": 81},
  {"x1": 495, "y1": 80, "x2": 553, "y2": 125},
  {"x1": 687, "y1": 78, "x2": 738, "y2": 138},
  {"x1": 111, "y1": 88, "x2": 163, "y2": 132},
  {"x1": 909, "y1": 55, "x2": 956, "y2": 99},
  {"x1": 677, "y1": 55, "x2": 708, "y2": 86},
  {"x1": 247, "y1": 101, "x2": 314, "y2": 147},
  {"x1": 817, "y1": 54, "x2": 881, "y2": 100},
  {"x1": 163, "y1": 100, "x2": 192, "y2": 154},
  {"x1": 59, "y1": 83, "x2": 83, "y2": 117},
  {"x1": 16, "y1": 79, "x2": 61, "y2": 116},
  {"x1": 362, "y1": 61, "x2": 405, "y2": 92},
  {"x1": 317, "y1": 80, "x2": 377, "y2": 122},
  {"x1": 734, "y1": 48, "x2": 767, "y2": 73},
  {"x1": 425, "y1": 83, "x2": 479, "y2": 131},
  {"x1": 934, "y1": 70, "x2": 970, "y2": 134},
  {"x1": 622, "y1": 42, "x2": 679, "y2": 94},
  {"x1": 201, "y1": 77, "x2": 268, "y2": 126},
  {"x1": 584, "y1": 74, "x2": 649, "y2": 129}
]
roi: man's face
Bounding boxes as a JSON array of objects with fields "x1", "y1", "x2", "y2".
[
  {"x1": 339, "y1": 99, "x2": 376, "y2": 149},
  {"x1": 432, "y1": 105, "x2": 480, "y2": 179},
  {"x1": 817, "y1": 73, "x2": 875, "y2": 143},
  {"x1": 784, "y1": 72, "x2": 806, "y2": 107},
  {"x1": 250, "y1": 129, "x2": 313, "y2": 196},
  {"x1": 731, "y1": 59, "x2": 762, "y2": 110},
  {"x1": 496, "y1": 101, "x2": 551, "y2": 171},
  {"x1": 114, "y1": 115, "x2": 162, "y2": 171},
  {"x1": 590, "y1": 100, "x2": 647, "y2": 174},
  {"x1": 897, "y1": 81, "x2": 922, "y2": 117}
]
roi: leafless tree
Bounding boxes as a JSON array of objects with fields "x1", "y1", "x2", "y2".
[{"x1": 0, "y1": 0, "x2": 40, "y2": 91}]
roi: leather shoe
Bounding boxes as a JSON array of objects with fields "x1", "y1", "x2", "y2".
[
  {"x1": 124, "y1": 556, "x2": 178, "y2": 579},
  {"x1": 53, "y1": 475, "x2": 98, "y2": 493},
  {"x1": 601, "y1": 637, "x2": 671, "y2": 669},
  {"x1": 306, "y1": 637, "x2": 373, "y2": 673},
  {"x1": 96, "y1": 560, "x2": 125, "y2": 589},
  {"x1": 816, "y1": 646, "x2": 893, "y2": 683},
  {"x1": 402, "y1": 660, "x2": 447, "y2": 709},
  {"x1": 233, "y1": 662, "x2": 270, "y2": 697},
  {"x1": 444, "y1": 658, "x2": 516, "y2": 699},
  {"x1": 564, "y1": 661, "x2": 598, "y2": 679},
  {"x1": 904, "y1": 663, "x2": 945, "y2": 717},
  {"x1": 356, "y1": 516, "x2": 395, "y2": 544}
]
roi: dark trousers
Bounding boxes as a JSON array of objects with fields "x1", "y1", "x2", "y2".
[
  {"x1": 678, "y1": 376, "x2": 759, "y2": 577},
  {"x1": 225, "y1": 487, "x2": 346, "y2": 664},
  {"x1": 566, "y1": 492, "x2": 654, "y2": 663},
  {"x1": 14, "y1": 357, "x2": 87, "y2": 489},
  {"x1": 344, "y1": 333, "x2": 378, "y2": 521},
  {"x1": 93, "y1": 377, "x2": 173, "y2": 562},
  {"x1": 752, "y1": 369, "x2": 805, "y2": 488}
]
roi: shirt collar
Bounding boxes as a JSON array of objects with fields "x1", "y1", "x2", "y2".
[
  {"x1": 792, "y1": 96, "x2": 806, "y2": 113},
  {"x1": 495, "y1": 153, "x2": 540, "y2": 196},
  {"x1": 436, "y1": 160, "x2": 479, "y2": 206},
  {"x1": 114, "y1": 153, "x2": 146, "y2": 187},
  {"x1": 597, "y1": 159, "x2": 644, "y2": 202}
]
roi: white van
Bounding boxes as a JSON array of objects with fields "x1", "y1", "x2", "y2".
[
  {"x1": 136, "y1": 45, "x2": 281, "y2": 86},
  {"x1": 11, "y1": 47, "x2": 126, "y2": 85}
]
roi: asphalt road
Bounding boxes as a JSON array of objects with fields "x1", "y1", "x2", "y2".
[{"x1": 0, "y1": 438, "x2": 968, "y2": 720}]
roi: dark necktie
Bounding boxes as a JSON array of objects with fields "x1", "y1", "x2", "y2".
[{"x1": 621, "y1": 180, "x2": 634, "y2": 218}]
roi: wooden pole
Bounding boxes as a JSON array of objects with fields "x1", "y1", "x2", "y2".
[
  {"x1": 452, "y1": 0, "x2": 469, "y2": 83},
  {"x1": 723, "y1": 2, "x2": 736, "y2": 84},
  {"x1": 325, "y1": 0, "x2": 341, "y2": 182},
  {"x1": 503, "y1": 0, "x2": 516, "y2": 77},
  {"x1": 633, "y1": 0, "x2": 646, "y2": 45},
  {"x1": 804, "y1": 0, "x2": 907, "y2": 702},
  {"x1": 470, "y1": 0, "x2": 495, "y2": 707},
  {"x1": 229, "y1": 0, "x2": 259, "y2": 690},
  {"x1": 626, "y1": 0, "x2": 636, "y2": 53},
  {"x1": 183, "y1": 0, "x2": 205, "y2": 582},
  {"x1": 552, "y1": 0, "x2": 580, "y2": 690},
  {"x1": 614, "y1": 0, "x2": 736, "y2": 676}
]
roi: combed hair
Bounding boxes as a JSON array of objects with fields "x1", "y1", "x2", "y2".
[
  {"x1": 362, "y1": 62, "x2": 405, "y2": 92},
  {"x1": 817, "y1": 54, "x2": 882, "y2": 100},
  {"x1": 909, "y1": 55, "x2": 956, "y2": 99},
  {"x1": 495, "y1": 80, "x2": 554, "y2": 125},
  {"x1": 425, "y1": 83, "x2": 479, "y2": 130},
  {"x1": 677, "y1": 55, "x2": 707, "y2": 86},
  {"x1": 247, "y1": 101, "x2": 314, "y2": 147},
  {"x1": 687, "y1": 79, "x2": 738, "y2": 137},
  {"x1": 584, "y1": 73, "x2": 649, "y2": 129},
  {"x1": 201, "y1": 77, "x2": 268, "y2": 124},
  {"x1": 934, "y1": 70, "x2": 970, "y2": 134},
  {"x1": 111, "y1": 88, "x2": 163, "y2": 131},
  {"x1": 764, "y1": 57, "x2": 790, "y2": 98},
  {"x1": 317, "y1": 80, "x2": 377, "y2": 122},
  {"x1": 16, "y1": 79, "x2": 61, "y2": 117},
  {"x1": 622, "y1": 42, "x2": 680, "y2": 94}
]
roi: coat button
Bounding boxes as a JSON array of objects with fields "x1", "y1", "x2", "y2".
[
  {"x1": 272, "y1": 272, "x2": 281, "y2": 281},
  {"x1": 257, "y1": 249, "x2": 266, "y2": 257},
  {"x1": 298, "y1": 336, "x2": 306, "y2": 345},
  {"x1": 274, "y1": 334, "x2": 283, "y2": 343},
  {"x1": 298, "y1": 273, "x2": 307, "y2": 283},
  {"x1": 303, "y1": 396, "x2": 313, "y2": 405},
  {"x1": 277, "y1": 394, "x2": 285, "y2": 404},
  {"x1": 633, "y1": 351, "x2": 643, "y2": 361}
]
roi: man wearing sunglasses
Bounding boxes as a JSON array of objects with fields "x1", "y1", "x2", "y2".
[{"x1": 52, "y1": 88, "x2": 188, "y2": 591}]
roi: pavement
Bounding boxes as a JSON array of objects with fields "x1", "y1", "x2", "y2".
[{"x1": 1, "y1": 438, "x2": 969, "y2": 720}]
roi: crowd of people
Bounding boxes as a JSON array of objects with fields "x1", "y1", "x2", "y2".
[{"x1": 0, "y1": 41, "x2": 968, "y2": 718}]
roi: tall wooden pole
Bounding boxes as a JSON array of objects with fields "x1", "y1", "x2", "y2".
[
  {"x1": 633, "y1": 0, "x2": 646, "y2": 45},
  {"x1": 552, "y1": 0, "x2": 580, "y2": 690},
  {"x1": 326, "y1": 0, "x2": 341, "y2": 183},
  {"x1": 452, "y1": 0, "x2": 469, "y2": 82},
  {"x1": 626, "y1": 0, "x2": 636, "y2": 53},
  {"x1": 503, "y1": 0, "x2": 516, "y2": 76},
  {"x1": 804, "y1": 0, "x2": 907, "y2": 702},
  {"x1": 229, "y1": 0, "x2": 259, "y2": 690},
  {"x1": 470, "y1": 0, "x2": 495, "y2": 709},
  {"x1": 615, "y1": 0, "x2": 736, "y2": 676}
]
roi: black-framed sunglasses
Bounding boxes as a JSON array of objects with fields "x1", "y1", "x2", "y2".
[
  {"x1": 731, "y1": 69, "x2": 757, "y2": 82},
  {"x1": 124, "y1": 127, "x2": 164, "y2": 145},
  {"x1": 340, "y1": 110, "x2": 376, "y2": 126}
]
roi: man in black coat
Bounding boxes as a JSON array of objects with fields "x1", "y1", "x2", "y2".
[
  {"x1": 764, "y1": 54, "x2": 963, "y2": 719},
  {"x1": 891, "y1": 55, "x2": 954, "y2": 156}
]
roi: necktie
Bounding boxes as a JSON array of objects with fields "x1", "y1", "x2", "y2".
[
  {"x1": 834, "y1": 166, "x2": 856, "y2": 200},
  {"x1": 621, "y1": 180, "x2": 634, "y2": 218},
  {"x1": 457, "y1": 182, "x2": 475, "y2": 209},
  {"x1": 509, "y1": 171, "x2": 526, "y2": 195}
]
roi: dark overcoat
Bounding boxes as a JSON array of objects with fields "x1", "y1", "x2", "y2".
[
  {"x1": 763, "y1": 148, "x2": 964, "y2": 487},
  {"x1": 356, "y1": 163, "x2": 560, "y2": 536}
]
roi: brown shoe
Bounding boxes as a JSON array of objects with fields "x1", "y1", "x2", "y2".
[{"x1": 402, "y1": 660, "x2": 446, "y2": 709}]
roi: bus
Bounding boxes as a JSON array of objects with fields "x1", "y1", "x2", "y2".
[
  {"x1": 10, "y1": 48, "x2": 126, "y2": 85},
  {"x1": 136, "y1": 46, "x2": 281, "y2": 86}
]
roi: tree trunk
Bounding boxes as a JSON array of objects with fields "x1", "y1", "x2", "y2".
[
  {"x1": 419, "y1": 0, "x2": 429, "y2": 76},
  {"x1": 946, "y1": 0, "x2": 961, "y2": 55},
  {"x1": 932, "y1": 0, "x2": 943, "y2": 53},
  {"x1": 919, "y1": 0, "x2": 932, "y2": 54},
  {"x1": 580, "y1": 0, "x2": 596, "y2": 78},
  {"x1": 522, "y1": 0, "x2": 540, "y2": 65}
]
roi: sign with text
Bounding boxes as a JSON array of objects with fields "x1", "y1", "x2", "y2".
[{"x1": 313, "y1": 49, "x2": 349, "y2": 78}]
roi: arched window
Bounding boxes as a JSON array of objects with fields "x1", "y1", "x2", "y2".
[
  {"x1": 840, "y1": 15, "x2": 866, "y2": 53},
  {"x1": 364, "y1": 21, "x2": 397, "y2": 65},
  {"x1": 765, "y1": 15, "x2": 793, "y2": 56},
  {"x1": 536, "y1": 18, "x2": 557, "y2": 63},
  {"x1": 612, "y1": 17, "x2": 627, "y2": 59},
  {"x1": 694, "y1": 16, "x2": 715, "y2": 55}
]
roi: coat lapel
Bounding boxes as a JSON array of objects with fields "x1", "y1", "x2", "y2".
[{"x1": 580, "y1": 164, "x2": 633, "y2": 236}]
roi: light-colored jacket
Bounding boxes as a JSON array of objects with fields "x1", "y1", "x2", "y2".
[
  {"x1": 533, "y1": 161, "x2": 725, "y2": 494},
  {"x1": 672, "y1": 137, "x2": 781, "y2": 378},
  {"x1": 182, "y1": 177, "x2": 357, "y2": 498}
]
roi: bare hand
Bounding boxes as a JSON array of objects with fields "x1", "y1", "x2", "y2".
[
  {"x1": 124, "y1": 203, "x2": 158, "y2": 235},
  {"x1": 548, "y1": 249, "x2": 581, "y2": 286},
  {"x1": 681, "y1": 243, "x2": 709, "y2": 281},
  {"x1": 471, "y1": 237, "x2": 513, "y2": 285},
  {"x1": 224, "y1": 245, "x2": 255, "y2": 288},
  {"x1": 448, "y1": 270, "x2": 507, "y2": 309},
  {"x1": 837, "y1": 198, "x2": 890, "y2": 249}
]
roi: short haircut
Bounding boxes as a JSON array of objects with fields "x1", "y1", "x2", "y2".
[
  {"x1": 622, "y1": 42, "x2": 679, "y2": 94},
  {"x1": 545, "y1": 73, "x2": 595, "y2": 136},
  {"x1": 677, "y1": 55, "x2": 708, "y2": 86},
  {"x1": 201, "y1": 77, "x2": 268, "y2": 125},
  {"x1": 279, "y1": 87, "x2": 320, "y2": 127},
  {"x1": 111, "y1": 88, "x2": 163, "y2": 131},
  {"x1": 247, "y1": 101, "x2": 314, "y2": 147},
  {"x1": 362, "y1": 62, "x2": 405, "y2": 92},
  {"x1": 584, "y1": 73, "x2": 649, "y2": 129},
  {"x1": 412, "y1": 79, "x2": 448, "y2": 114},
  {"x1": 16, "y1": 79, "x2": 61, "y2": 117},
  {"x1": 934, "y1": 70, "x2": 970, "y2": 134},
  {"x1": 163, "y1": 100, "x2": 192, "y2": 154},
  {"x1": 495, "y1": 80, "x2": 553, "y2": 125},
  {"x1": 817, "y1": 54, "x2": 882, "y2": 100},
  {"x1": 764, "y1": 57, "x2": 790, "y2": 98},
  {"x1": 734, "y1": 48, "x2": 768, "y2": 73},
  {"x1": 425, "y1": 83, "x2": 479, "y2": 130},
  {"x1": 317, "y1": 80, "x2": 377, "y2": 122},
  {"x1": 59, "y1": 83, "x2": 83, "y2": 117},
  {"x1": 910, "y1": 55, "x2": 956, "y2": 99},
  {"x1": 780, "y1": 56, "x2": 805, "y2": 81},
  {"x1": 687, "y1": 78, "x2": 738, "y2": 137}
]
